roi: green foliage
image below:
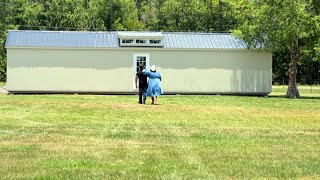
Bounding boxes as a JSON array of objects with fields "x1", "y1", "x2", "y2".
[
  {"x1": 0, "y1": 56, "x2": 6, "y2": 82},
  {"x1": 0, "y1": 0, "x2": 319, "y2": 83},
  {"x1": 138, "y1": 0, "x2": 160, "y2": 30},
  {"x1": 0, "y1": 24, "x2": 7, "y2": 81},
  {"x1": 0, "y1": 0, "x2": 240, "y2": 80},
  {"x1": 160, "y1": 0, "x2": 205, "y2": 31},
  {"x1": 232, "y1": 0, "x2": 320, "y2": 97},
  {"x1": 232, "y1": 0, "x2": 318, "y2": 51},
  {"x1": 112, "y1": 0, "x2": 144, "y2": 30},
  {"x1": 157, "y1": 0, "x2": 236, "y2": 31},
  {"x1": 232, "y1": 0, "x2": 320, "y2": 64}
]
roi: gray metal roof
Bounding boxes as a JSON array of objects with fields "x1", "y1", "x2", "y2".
[
  {"x1": 163, "y1": 32, "x2": 247, "y2": 49},
  {"x1": 6, "y1": 30, "x2": 247, "y2": 49},
  {"x1": 5, "y1": 30, "x2": 119, "y2": 48}
]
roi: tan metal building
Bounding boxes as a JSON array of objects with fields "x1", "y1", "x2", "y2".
[{"x1": 5, "y1": 30, "x2": 272, "y2": 95}]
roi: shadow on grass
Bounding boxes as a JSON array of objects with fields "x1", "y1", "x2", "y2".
[{"x1": 267, "y1": 95, "x2": 320, "y2": 100}]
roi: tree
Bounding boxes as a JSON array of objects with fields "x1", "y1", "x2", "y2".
[
  {"x1": 138, "y1": 0, "x2": 160, "y2": 30},
  {"x1": 112, "y1": 0, "x2": 144, "y2": 30},
  {"x1": 232, "y1": 0, "x2": 320, "y2": 98},
  {"x1": 159, "y1": 0, "x2": 208, "y2": 31},
  {"x1": 0, "y1": 0, "x2": 7, "y2": 81}
]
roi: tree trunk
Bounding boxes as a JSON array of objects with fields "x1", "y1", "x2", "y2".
[
  {"x1": 1, "y1": 0, "x2": 6, "y2": 25},
  {"x1": 84, "y1": 0, "x2": 89, "y2": 9},
  {"x1": 109, "y1": 0, "x2": 113, "y2": 30},
  {"x1": 135, "y1": 0, "x2": 141, "y2": 21},
  {"x1": 286, "y1": 45, "x2": 300, "y2": 98},
  {"x1": 218, "y1": 0, "x2": 223, "y2": 31},
  {"x1": 148, "y1": 0, "x2": 152, "y2": 22},
  {"x1": 207, "y1": 0, "x2": 213, "y2": 31}
]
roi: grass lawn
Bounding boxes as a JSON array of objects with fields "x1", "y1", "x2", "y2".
[
  {"x1": 272, "y1": 85, "x2": 320, "y2": 97},
  {"x1": 0, "y1": 87, "x2": 320, "y2": 179}
]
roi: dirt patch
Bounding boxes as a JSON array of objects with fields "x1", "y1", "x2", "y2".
[{"x1": 0, "y1": 86, "x2": 8, "y2": 94}]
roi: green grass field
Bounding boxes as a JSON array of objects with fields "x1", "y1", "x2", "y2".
[
  {"x1": 271, "y1": 85, "x2": 320, "y2": 97},
  {"x1": 0, "y1": 84, "x2": 320, "y2": 179}
]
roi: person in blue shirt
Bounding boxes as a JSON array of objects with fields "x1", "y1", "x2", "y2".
[{"x1": 143, "y1": 65, "x2": 163, "y2": 105}]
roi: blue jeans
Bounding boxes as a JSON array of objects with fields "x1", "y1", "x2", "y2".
[{"x1": 139, "y1": 86, "x2": 147, "y2": 104}]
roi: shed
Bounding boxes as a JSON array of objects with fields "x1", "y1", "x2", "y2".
[{"x1": 5, "y1": 30, "x2": 272, "y2": 95}]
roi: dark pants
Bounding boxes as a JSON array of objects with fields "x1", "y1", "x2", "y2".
[{"x1": 139, "y1": 86, "x2": 147, "y2": 104}]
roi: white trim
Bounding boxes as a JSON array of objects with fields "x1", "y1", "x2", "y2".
[
  {"x1": 5, "y1": 46, "x2": 268, "y2": 52},
  {"x1": 132, "y1": 54, "x2": 150, "y2": 90},
  {"x1": 117, "y1": 31, "x2": 164, "y2": 39},
  {"x1": 119, "y1": 36, "x2": 164, "y2": 39},
  {"x1": 7, "y1": 30, "x2": 118, "y2": 34}
]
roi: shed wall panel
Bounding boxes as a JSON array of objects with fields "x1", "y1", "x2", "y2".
[
  {"x1": 7, "y1": 48, "x2": 272, "y2": 94},
  {"x1": 149, "y1": 50, "x2": 272, "y2": 94},
  {"x1": 7, "y1": 49, "x2": 133, "y2": 92}
]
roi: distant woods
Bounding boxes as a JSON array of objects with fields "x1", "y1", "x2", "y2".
[{"x1": 1, "y1": 0, "x2": 236, "y2": 32}]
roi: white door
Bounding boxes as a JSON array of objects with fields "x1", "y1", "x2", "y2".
[{"x1": 133, "y1": 54, "x2": 150, "y2": 89}]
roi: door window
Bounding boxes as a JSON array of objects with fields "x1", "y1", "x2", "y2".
[
  {"x1": 133, "y1": 54, "x2": 150, "y2": 89},
  {"x1": 136, "y1": 56, "x2": 147, "y2": 73}
]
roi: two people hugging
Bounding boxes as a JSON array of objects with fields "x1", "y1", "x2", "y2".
[{"x1": 135, "y1": 64, "x2": 163, "y2": 105}]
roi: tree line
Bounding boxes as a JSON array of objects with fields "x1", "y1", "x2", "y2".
[
  {"x1": 2, "y1": 0, "x2": 236, "y2": 32},
  {"x1": 0, "y1": 0, "x2": 319, "y2": 97}
]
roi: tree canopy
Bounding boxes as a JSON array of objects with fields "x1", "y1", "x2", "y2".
[
  {"x1": 0, "y1": 0, "x2": 320, "y2": 98},
  {"x1": 232, "y1": 0, "x2": 320, "y2": 97}
]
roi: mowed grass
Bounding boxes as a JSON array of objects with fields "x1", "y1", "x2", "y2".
[
  {"x1": 0, "y1": 87, "x2": 320, "y2": 179},
  {"x1": 272, "y1": 85, "x2": 320, "y2": 97}
]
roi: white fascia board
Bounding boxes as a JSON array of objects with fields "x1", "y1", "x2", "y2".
[
  {"x1": 119, "y1": 36, "x2": 164, "y2": 39},
  {"x1": 5, "y1": 46, "x2": 270, "y2": 53},
  {"x1": 117, "y1": 32, "x2": 164, "y2": 39}
]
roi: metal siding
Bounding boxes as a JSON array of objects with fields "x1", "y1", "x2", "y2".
[
  {"x1": 162, "y1": 32, "x2": 247, "y2": 49},
  {"x1": 229, "y1": 35, "x2": 239, "y2": 48},
  {"x1": 7, "y1": 48, "x2": 133, "y2": 92},
  {"x1": 211, "y1": 35, "x2": 218, "y2": 48},
  {"x1": 7, "y1": 48, "x2": 272, "y2": 94},
  {"x1": 6, "y1": 31, "x2": 119, "y2": 48},
  {"x1": 217, "y1": 35, "x2": 224, "y2": 48},
  {"x1": 189, "y1": 35, "x2": 195, "y2": 48},
  {"x1": 228, "y1": 35, "x2": 237, "y2": 48},
  {"x1": 201, "y1": 35, "x2": 207, "y2": 48},
  {"x1": 194, "y1": 36, "x2": 204, "y2": 48},
  {"x1": 182, "y1": 34, "x2": 188, "y2": 48},
  {"x1": 165, "y1": 34, "x2": 171, "y2": 48},
  {"x1": 223, "y1": 35, "x2": 231, "y2": 48},
  {"x1": 232, "y1": 35, "x2": 240, "y2": 49},
  {"x1": 220, "y1": 35, "x2": 228, "y2": 48},
  {"x1": 181, "y1": 34, "x2": 186, "y2": 48},
  {"x1": 226, "y1": 35, "x2": 234, "y2": 48},
  {"x1": 205, "y1": 35, "x2": 213, "y2": 48},
  {"x1": 150, "y1": 50, "x2": 272, "y2": 94},
  {"x1": 191, "y1": 35, "x2": 198, "y2": 48}
]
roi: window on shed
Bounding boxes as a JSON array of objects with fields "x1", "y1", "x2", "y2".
[
  {"x1": 136, "y1": 39, "x2": 147, "y2": 44},
  {"x1": 122, "y1": 39, "x2": 134, "y2": 44},
  {"x1": 136, "y1": 56, "x2": 147, "y2": 72},
  {"x1": 150, "y1": 40, "x2": 161, "y2": 44}
]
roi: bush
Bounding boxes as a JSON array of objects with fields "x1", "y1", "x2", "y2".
[{"x1": 0, "y1": 57, "x2": 6, "y2": 82}]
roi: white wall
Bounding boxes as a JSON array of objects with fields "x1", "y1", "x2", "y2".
[
  {"x1": 152, "y1": 50, "x2": 272, "y2": 94},
  {"x1": 6, "y1": 48, "x2": 272, "y2": 94}
]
